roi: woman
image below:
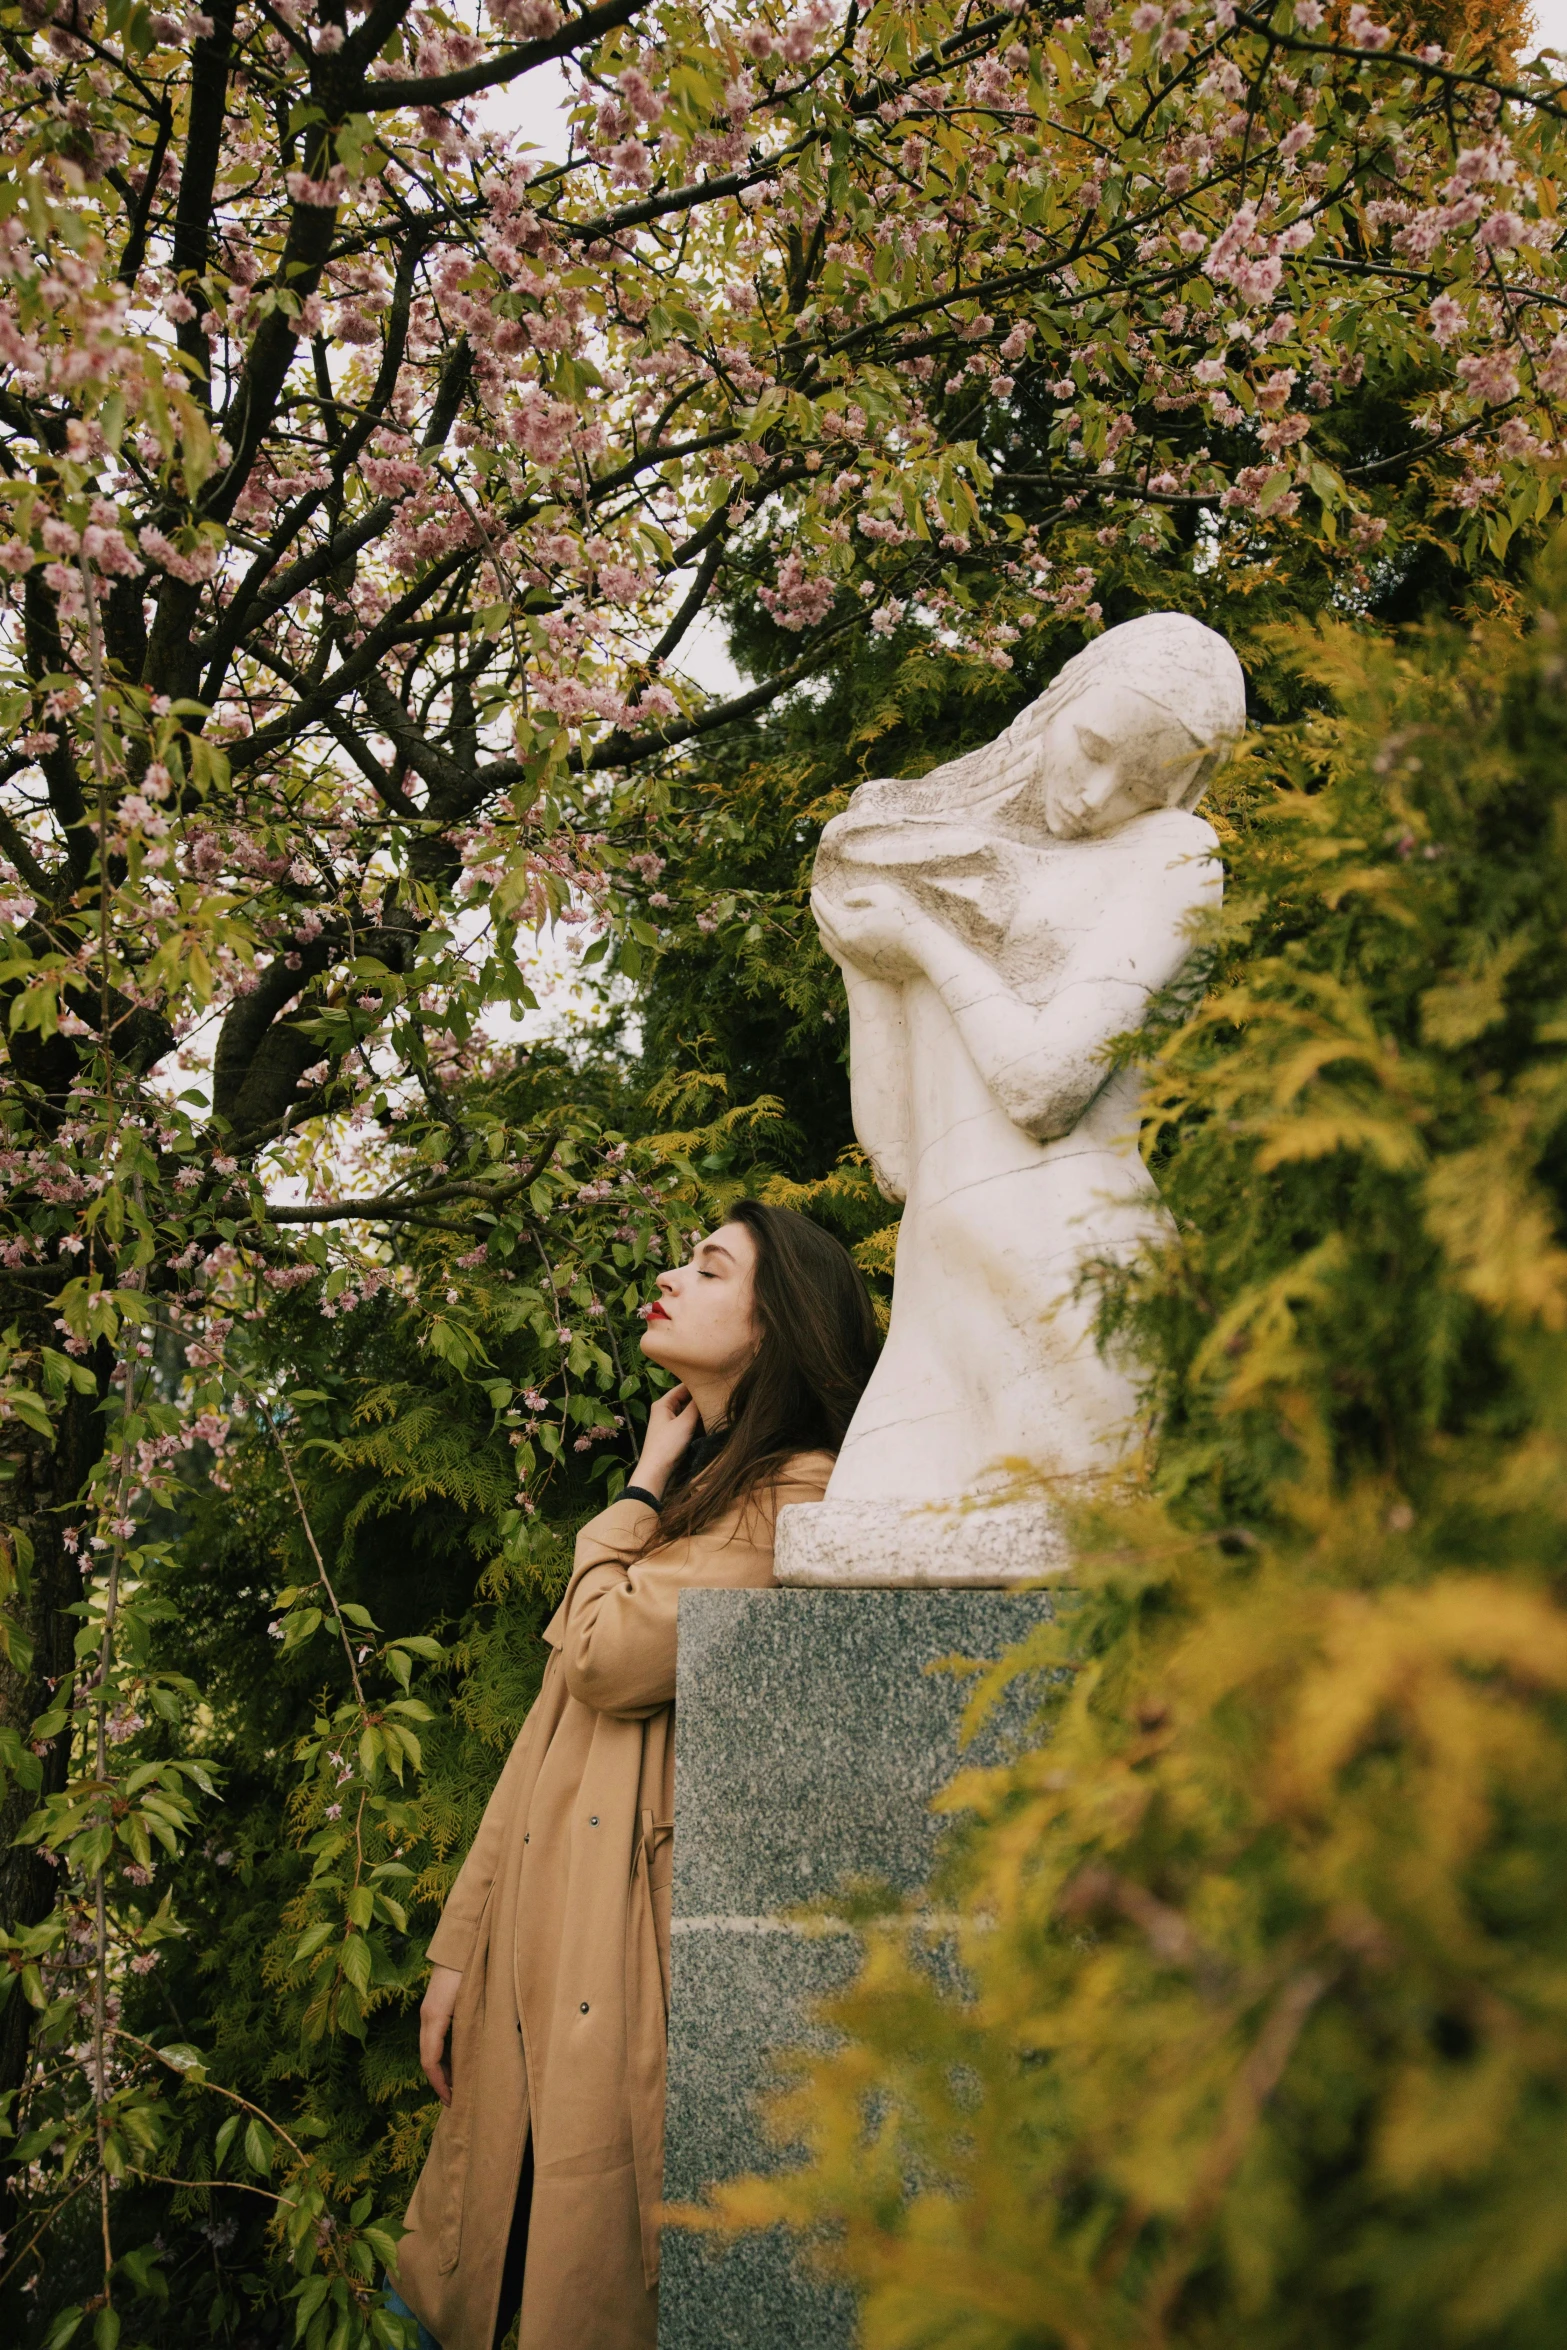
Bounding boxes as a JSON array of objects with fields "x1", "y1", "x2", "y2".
[{"x1": 388, "y1": 1201, "x2": 880, "y2": 2350}]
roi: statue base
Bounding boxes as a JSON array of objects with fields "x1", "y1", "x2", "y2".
[
  {"x1": 773, "y1": 1495, "x2": 1069, "y2": 1588},
  {"x1": 660, "y1": 1586, "x2": 1057, "y2": 2349}
]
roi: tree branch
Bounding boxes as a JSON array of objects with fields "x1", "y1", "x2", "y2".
[
  {"x1": 361, "y1": 0, "x2": 645, "y2": 109},
  {"x1": 253, "y1": 1149, "x2": 557, "y2": 1225}
]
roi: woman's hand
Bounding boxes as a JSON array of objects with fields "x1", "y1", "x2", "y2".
[
  {"x1": 813, "y1": 881, "x2": 926, "y2": 982},
  {"x1": 631, "y1": 1382, "x2": 701, "y2": 1501},
  {"x1": 420, "y1": 1963, "x2": 463, "y2": 2106}
]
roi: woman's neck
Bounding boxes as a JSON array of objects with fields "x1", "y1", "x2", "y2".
[{"x1": 681, "y1": 1368, "x2": 736, "y2": 1434}]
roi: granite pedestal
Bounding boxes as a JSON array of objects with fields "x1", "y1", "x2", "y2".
[{"x1": 659, "y1": 1586, "x2": 1056, "y2": 2350}]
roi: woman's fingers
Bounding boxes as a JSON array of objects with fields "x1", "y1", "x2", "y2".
[
  {"x1": 418, "y1": 1964, "x2": 461, "y2": 2105},
  {"x1": 420, "y1": 2012, "x2": 453, "y2": 2105}
]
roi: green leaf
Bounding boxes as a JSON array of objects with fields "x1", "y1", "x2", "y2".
[
  {"x1": 293, "y1": 1921, "x2": 336, "y2": 1966},
  {"x1": 340, "y1": 1932, "x2": 372, "y2": 1995},
  {"x1": 293, "y1": 2275, "x2": 330, "y2": 2339}
]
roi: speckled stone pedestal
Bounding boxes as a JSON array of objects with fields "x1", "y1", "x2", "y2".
[{"x1": 659, "y1": 1587, "x2": 1056, "y2": 2350}]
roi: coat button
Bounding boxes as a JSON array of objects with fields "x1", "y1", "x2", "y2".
[
  {"x1": 579, "y1": 2002, "x2": 590, "y2": 2014},
  {"x1": 589, "y1": 1815, "x2": 599, "y2": 1826},
  {"x1": 523, "y1": 1832, "x2": 530, "y2": 1844}
]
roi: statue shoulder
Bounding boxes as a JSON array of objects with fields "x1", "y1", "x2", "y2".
[
  {"x1": 1118, "y1": 806, "x2": 1221, "y2": 863},
  {"x1": 1134, "y1": 803, "x2": 1217, "y2": 841}
]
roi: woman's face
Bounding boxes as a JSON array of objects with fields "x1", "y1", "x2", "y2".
[
  {"x1": 640, "y1": 1219, "x2": 761, "y2": 1393},
  {"x1": 1026, "y1": 682, "x2": 1205, "y2": 838}
]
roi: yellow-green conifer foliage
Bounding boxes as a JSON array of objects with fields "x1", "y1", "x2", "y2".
[{"x1": 682, "y1": 553, "x2": 1567, "y2": 2347}]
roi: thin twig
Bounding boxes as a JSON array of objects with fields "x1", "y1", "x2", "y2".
[
  {"x1": 0, "y1": 2169, "x2": 97, "y2": 2291},
  {"x1": 108, "y1": 2029, "x2": 310, "y2": 2164},
  {"x1": 252, "y1": 1400, "x2": 368, "y2": 1710}
]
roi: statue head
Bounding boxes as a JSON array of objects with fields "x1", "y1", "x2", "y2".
[
  {"x1": 836, "y1": 612, "x2": 1246, "y2": 843},
  {"x1": 996, "y1": 613, "x2": 1247, "y2": 838}
]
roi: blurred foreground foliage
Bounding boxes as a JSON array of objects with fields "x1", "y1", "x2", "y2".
[{"x1": 685, "y1": 544, "x2": 1567, "y2": 2348}]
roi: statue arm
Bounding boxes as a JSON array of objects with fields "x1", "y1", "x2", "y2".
[
  {"x1": 912, "y1": 836, "x2": 1220, "y2": 1142},
  {"x1": 842, "y1": 965, "x2": 911, "y2": 1202}
]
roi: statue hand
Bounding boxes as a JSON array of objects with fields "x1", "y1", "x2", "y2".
[{"x1": 813, "y1": 881, "x2": 925, "y2": 981}]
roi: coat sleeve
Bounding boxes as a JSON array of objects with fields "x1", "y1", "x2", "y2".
[
  {"x1": 424, "y1": 1673, "x2": 552, "y2": 1972},
  {"x1": 556, "y1": 1457, "x2": 834, "y2": 1720}
]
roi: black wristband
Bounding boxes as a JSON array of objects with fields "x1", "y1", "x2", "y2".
[{"x1": 621, "y1": 1484, "x2": 663, "y2": 1512}]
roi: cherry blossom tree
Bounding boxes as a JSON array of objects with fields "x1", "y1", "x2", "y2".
[{"x1": 1, "y1": 0, "x2": 1566, "y2": 2330}]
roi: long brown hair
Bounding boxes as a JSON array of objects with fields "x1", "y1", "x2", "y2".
[{"x1": 647, "y1": 1199, "x2": 880, "y2": 1548}]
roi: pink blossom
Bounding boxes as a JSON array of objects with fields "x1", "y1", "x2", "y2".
[
  {"x1": 488, "y1": 0, "x2": 560, "y2": 32},
  {"x1": 138, "y1": 527, "x2": 218, "y2": 585},
  {"x1": 1452, "y1": 472, "x2": 1503, "y2": 511},
  {"x1": 1457, "y1": 350, "x2": 1521, "y2": 405},
  {"x1": 779, "y1": 2, "x2": 836, "y2": 65},
  {"x1": 82, "y1": 524, "x2": 142, "y2": 577},
  {"x1": 1537, "y1": 336, "x2": 1567, "y2": 399},
  {"x1": 288, "y1": 293, "x2": 327, "y2": 340},
  {"x1": 607, "y1": 140, "x2": 653, "y2": 191},
  {"x1": 1499, "y1": 417, "x2": 1545, "y2": 462},
  {"x1": 758, "y1": 550, "x2": 836, "y2": 631},
  {"x1": 285, "y1": 168, "x2": 346, "y2": 209},
  {"x1": 1452, "y1": 145, "x2": 1513, "y2": 187},
  {"x1": 1346, "y1": 4, "x2": 1393, "y2": 47},
  {"x1": 618, "y1": 67, "x2": 663, "y2": 124},
  {"x1": 1477, "y1": 211, "x2": 1525, "y2": 251},
  {"x1": 1428, "y1": 294, "x2": 1465, "y2": 345}
]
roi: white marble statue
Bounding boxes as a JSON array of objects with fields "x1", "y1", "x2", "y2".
[{"x1": 775, "y1": 612, "x2": 1246, "y2": 1587}]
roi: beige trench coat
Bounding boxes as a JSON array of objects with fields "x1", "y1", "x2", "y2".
[{"x1": 393, "y1": 1452, "x2": 834, "y2": 2350}]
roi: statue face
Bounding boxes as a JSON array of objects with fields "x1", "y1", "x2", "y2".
[{"x1": 1026, "y1": 682, "x2": 1206, "y2": 839}]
